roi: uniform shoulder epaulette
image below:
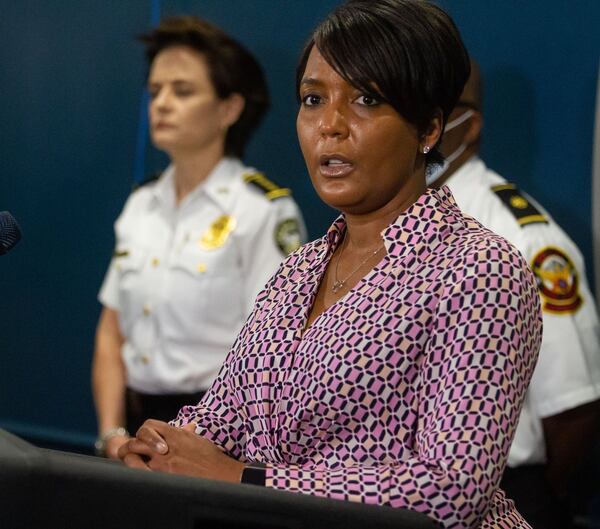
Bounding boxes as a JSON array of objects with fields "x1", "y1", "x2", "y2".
[
  {"x1": 243, "y1": 171, "x2": 291, "y2": 201},
  {"x1": 490, "y1": 183, "x2": 548, "y2": 227},
  {"x1": 131, "y1": 173, "x2": 160, "y2": 193}
]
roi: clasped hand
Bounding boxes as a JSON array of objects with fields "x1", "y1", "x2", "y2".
[{"x1": 118, "y1": 419, "x2": 244, "y2": 483}]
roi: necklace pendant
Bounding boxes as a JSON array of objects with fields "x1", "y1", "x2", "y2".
[{"x1": 332, "y1": 280, "x2": 344, "y2": 293}]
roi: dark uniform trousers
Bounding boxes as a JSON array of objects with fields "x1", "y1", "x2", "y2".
[{"x1": 126, "y1": 388, "x2": 206, "y2": 434}]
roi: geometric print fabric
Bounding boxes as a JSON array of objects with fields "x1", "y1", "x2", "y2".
[{"x1": 174, "y1": 187, "x2": 542, "y2": 529}]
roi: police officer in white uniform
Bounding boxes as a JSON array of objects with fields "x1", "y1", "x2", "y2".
[
  {"x1": 92, "y1": 16, "x2": 306, "y2": 460},
  {"x1": 430, "y1": 61, "x2": 600, "y2": 529}
]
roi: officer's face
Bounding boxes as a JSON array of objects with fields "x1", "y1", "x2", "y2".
[
  {"x1": 297, "y1": 47, "x2": 435, "y2": 216},
  {"x1": 147, "y1": 45, "x2": 237, "y2": 158}
]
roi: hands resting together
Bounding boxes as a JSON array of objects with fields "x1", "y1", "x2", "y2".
[{"x1": 117, "y1": 419, "x2": 245, "y2": 484}]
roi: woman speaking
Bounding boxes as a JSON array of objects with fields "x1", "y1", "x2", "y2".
[
  {"x1": 119, "y1": 2, "x2": 542, "y2": 528},
  {"x1": 92, "y1": 16, "x2": 306, "y2": 459}
]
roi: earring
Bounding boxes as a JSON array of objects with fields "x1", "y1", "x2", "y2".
[{"x1": 422, "y1": 145, "x2": 431, "y2": 154}]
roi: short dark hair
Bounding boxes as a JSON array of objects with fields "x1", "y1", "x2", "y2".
[
  {"x1": 139, "y1": 15, "x2": 270, "y2": 158},
  {"x1": 296, "y1": 0, "x2": 470, "y2": 166}
]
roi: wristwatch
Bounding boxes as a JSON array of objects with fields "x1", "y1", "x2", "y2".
[
  {"x1": 94, "y1": 426, "x2": 129, "y2": 457},
  {"x1": 240, "y1": 461, "x2": 266, "y2": 486}
]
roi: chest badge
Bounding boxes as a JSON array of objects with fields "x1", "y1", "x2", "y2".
[{"x1": 200, "y1": 215, "x2": 237, "y2": 250}]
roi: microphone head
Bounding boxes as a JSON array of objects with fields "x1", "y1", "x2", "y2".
[{"x1": 0, "y1": 211, "x2": 22, "y2": 255}]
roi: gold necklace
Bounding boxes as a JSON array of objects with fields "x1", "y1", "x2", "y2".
[{"x1": 332, "y1": 236, "x2": 384, "y2": 294}]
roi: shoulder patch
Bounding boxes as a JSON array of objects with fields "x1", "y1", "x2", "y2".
[
  {"x1": 131, "y1": 173, "x2": 160, "y2": 193},
  {"x1": 275, "y1": 218, "x2": 302, "y2": 255},
  {"x1": 531, "y1": 246, "x2": 582, "y2": 314},
  {"x1": 243, "y1": 171, "x2": 291, "y2": 201},
  {"x1": 491, "y1": 183, "x2": 548, "y2": 227}
]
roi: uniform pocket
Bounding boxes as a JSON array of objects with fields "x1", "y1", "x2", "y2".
[
  {"x1": 168, "y1": 247, "x2": 244, "y2": 335},
  {"x1": 170, "y1": 241, "x2": 239, "y2": 278},
  {"x1": 115, "y1": 248, "x2": 147, "y2": 286}
]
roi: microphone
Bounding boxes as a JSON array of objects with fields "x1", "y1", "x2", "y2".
[{"x1": 0, "y1": 211, "x2": 22, "y2": 255}]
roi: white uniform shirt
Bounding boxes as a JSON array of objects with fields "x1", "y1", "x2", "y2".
[
  {"x1": 445, "y1": 156, "x2": 600, "y2": 466},
  {"x1": 99, "y1": 157, "x2": 307, "y2": 394}
]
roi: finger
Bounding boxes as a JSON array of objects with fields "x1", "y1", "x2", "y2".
[
  {"x1": 122, "y1": 452, "x2": 151, "y2": 471},
  {"x1": 146, "y1": 455, "x2": 173, "y2": 473},
  {"x1": 136, "y1": 422, "x2": 169, "y2": 455},
  {"x1": 117, "y1": 438, "x2": 135, "y2": 461},
  {"x1": 182, "y1": 422, "x2": 197, "y2": 433},
  {"x1": 126, "y1": 438, "x2": 162, "y2": 458},
  {"x1": 141, "y1": 419, "x2": 171, "y2": 434},
  {"x1": 106, "y1": 435, "x2": 129, "y2": 460}
]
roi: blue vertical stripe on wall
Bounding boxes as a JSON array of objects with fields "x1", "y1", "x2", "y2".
[
  {"x1": 133, "y1": 0, "x2": 161, "y2": 185},
  {"x1": 133, "y1": 91, "x2": 151, "y2": 185},
  {"x1": 593, "y1": 63, "x2": 600, "y2": 310}
]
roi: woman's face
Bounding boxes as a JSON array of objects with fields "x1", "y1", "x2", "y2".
[
  {"x1": 297, "y1": 47, "x2": 428, "y2": 215},
  {"x1": 148, "y1": 45, "x2": 235, "y2": 157}
]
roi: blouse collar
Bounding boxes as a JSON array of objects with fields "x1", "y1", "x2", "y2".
[{"x1": 321, "y1": 186, "x2": 460, "y2": 261}]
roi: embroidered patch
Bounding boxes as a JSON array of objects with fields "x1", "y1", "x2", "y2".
[
  {"x1": 275, "y1": 218, "x2": 302, "y2": 255},
  {"x1": 491, "y1": 184, "x2": 548, "y2": 227},
  {"x1": 200, "y1": 215, "x2": 236, "y2": 250},
  {"x1": 531, "y1": 247, "x2": 582, "y2": 314}
]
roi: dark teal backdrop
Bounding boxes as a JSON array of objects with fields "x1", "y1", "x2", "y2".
[{"x1": 1, "y1": 1, "x2": 598, "y2": 450}]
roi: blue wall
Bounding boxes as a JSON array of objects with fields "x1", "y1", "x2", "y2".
[{"x1": 0, "y1": 1, "x2": 598, "y2": 448}]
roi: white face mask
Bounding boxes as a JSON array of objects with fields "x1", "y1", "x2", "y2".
[{"x1": 426, "y1": 109, "x2": 475, "y2": 186}]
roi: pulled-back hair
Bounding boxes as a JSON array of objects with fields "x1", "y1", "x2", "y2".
[
  {"x1": 296, "y1": 0, "x2": 470, "y2": 166},
  {"x1": 140, "y1": 16, "x2": 269, "y2": 158}
]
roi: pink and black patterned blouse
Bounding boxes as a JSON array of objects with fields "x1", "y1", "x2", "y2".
[{"x1": 174, "y1": 187, "x2": 542, "y2": 528}]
